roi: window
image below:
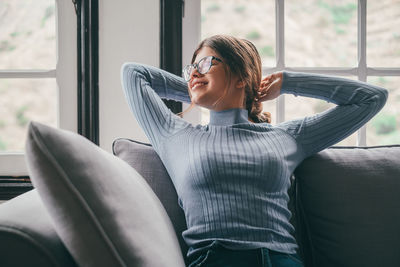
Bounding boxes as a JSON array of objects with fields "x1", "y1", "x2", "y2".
[
  {"x1": 0, "y1": 0, "x2": 77, "y2": 175},
  {"x1": 183, "y1": 0, "x2": 400, "y2": 146}
]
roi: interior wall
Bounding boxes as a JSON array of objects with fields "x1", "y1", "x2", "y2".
[
  {"x1": 98, "y1": 0, "x2": 159, "y2": 152},
  {"x1": 182, "y1": 0, "x2": 202, "y2": 125}
]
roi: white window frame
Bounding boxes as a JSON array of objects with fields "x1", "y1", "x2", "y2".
[
  {"x1": 0, "y1": 0, "x2": 77, "y2": 176},
  {"x1": 183, "y1": 0, "x2": 400, "y2": 146}
]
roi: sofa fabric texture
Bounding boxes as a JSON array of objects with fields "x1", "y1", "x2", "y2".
[
  {"x1": 112, "y1": 138, "x2": 189, "y2": 262},
  {"x1": 0, "y1": 121, "x2": 399, "y2": 267},
  {"x1": 294, "y1": 145, "x2": 400, "y2": 267},
  {"x1": 0, "y1": 189, "x2": 78, "y2": 267},
  {"x1": 24, "y1": 122, "x2": 185, "y2": 267}
]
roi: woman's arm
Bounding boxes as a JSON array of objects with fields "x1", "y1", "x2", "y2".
[
  {"x1": 275, "y1": 71, "x2": 388, "y2": 158},
  {"x1": 121, "y1": 62, "x2": 191, "y2": 153},
  {"x1": 122, "y1": 62, "x2": 191, "y2": 103}
]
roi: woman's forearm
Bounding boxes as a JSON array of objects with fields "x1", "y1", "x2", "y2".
[
  {"x1": 280, "y1": 71, "x2": 388, "y2": 107},
  {"x1": 276, "y1": 71, "x2": 388, "y2": 157},
  {"x1": 121, "y1": 62, "x2": 191, "y2": 104}
]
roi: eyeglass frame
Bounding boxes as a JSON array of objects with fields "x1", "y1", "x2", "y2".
[{"x1": 182, "y1": 55, "x2": 223, "y2": 82}]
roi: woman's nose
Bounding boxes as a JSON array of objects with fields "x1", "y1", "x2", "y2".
[{"x1": 190, "y1": 68, "x2": 201, "y2": 80}]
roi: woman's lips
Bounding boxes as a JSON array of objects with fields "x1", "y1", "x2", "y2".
[{"x1": 192, "y1": 82, "x2": 208, "y2": 90}]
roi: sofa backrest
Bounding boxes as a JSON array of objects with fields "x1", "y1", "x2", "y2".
[
  {"x1": 112, "y1": 138, "x2": 189, "y2": 264},
  {"x1": 294, "y1": 145, "x2": 400, "y2": 267},
  {"x1": 113, "y1": 138, "x2": 400, "y2": 267}
]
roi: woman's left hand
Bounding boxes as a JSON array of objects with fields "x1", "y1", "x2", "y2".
[{"x1": 256, "y1": 72, "x2": 283, "y2": 102}]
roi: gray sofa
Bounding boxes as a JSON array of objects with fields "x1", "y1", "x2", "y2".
[{"x1": 0, "y1": 122, "x2": 399, "y2": 267}]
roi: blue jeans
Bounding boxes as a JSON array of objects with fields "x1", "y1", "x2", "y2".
[{"x1": 187, "y1": 241, "x2": 304, "y2": 267}]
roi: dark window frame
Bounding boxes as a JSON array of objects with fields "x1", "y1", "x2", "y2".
[
  {"x1": 160, "y1": 0, "x2": 184, "y2": 113},
  {"x1": 0, "y1": 176, "x2": 32, "y2": 200},
  {"x1": 75, "y1": 0, "x2": 99, "y2": 145}
]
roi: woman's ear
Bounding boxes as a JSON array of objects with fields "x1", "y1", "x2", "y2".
[{"x1": 236, "y1": 80, "x2": 245, "y2": 88}]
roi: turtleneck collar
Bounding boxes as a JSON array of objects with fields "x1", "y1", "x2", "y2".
[{"x1": 209, "y1": 108, "x2": 250, "y2": 126}]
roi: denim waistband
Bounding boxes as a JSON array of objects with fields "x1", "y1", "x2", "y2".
[{"x1": 187, "y1": 241, "x2": 303, "y2": 267}]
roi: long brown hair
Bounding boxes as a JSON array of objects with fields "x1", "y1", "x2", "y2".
[{"x1": 178, "y1": 34, "x2": 271, "y2": 123}]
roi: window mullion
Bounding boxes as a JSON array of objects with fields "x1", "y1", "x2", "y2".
[
  {"x1": 357, "y1": 0, "x2": 367, "y2": 146},
  {"x1": 367, "y1": 67, "x2": 400, "y2": 76},
  {"x1": 358, "y1": 0, "x2": 367, "y2": 81},
  {"x1": 276, "y1": 0, "x2": 285, "y2": 124},
  {"x1": 284, "y1": 67, "x2": 357, "y2": 76},
  {"x1": 0, "y1": 70, "x2": 56, "y2": 79}
]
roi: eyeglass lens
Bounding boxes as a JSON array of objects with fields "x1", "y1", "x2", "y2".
[
  {"x1": 184, "y1": 56, "x2": 213, "y2": 81},
  {"x1": 198, "y1": 56, "x2": 212, "y2": 74}
]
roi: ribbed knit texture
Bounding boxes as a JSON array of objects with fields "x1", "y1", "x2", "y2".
[{"x1": 120, "y1": 63, "x2": 388, "y2": 259}]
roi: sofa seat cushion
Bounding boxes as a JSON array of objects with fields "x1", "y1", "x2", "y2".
[
  {"x1": 25, "y1": 121, "x2": 185, "y2": 267},
  {"x1": 0, "y1": 189, "x2": 78, "y2": 267},
  {"x1": 294, "y1": 145, "x2": 400, "y2": 267}
]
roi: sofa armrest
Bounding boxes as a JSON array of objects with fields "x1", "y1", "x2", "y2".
[{"x1": 0, "y1": 189, "x2": 78, "y2": 267}]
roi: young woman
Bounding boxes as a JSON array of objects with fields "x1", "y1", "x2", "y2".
[{"x1": 121, "y1": 35, "x2": 387, "y2": 267}]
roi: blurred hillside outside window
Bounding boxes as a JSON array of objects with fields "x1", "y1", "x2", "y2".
[
  {"x1": 0, "y1": 0, "x2": 76, "y2": 175},
  {"x1": 195, "y1": 0, "x2": 400, "y2": 146}
]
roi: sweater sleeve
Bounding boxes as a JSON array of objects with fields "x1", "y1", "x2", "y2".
[
  {"x1": 121, "y1": 62, "x2": 192, "y2": 153},
  {"x1": 276, "y1": 71, "x2": 388, "y2": 158}
]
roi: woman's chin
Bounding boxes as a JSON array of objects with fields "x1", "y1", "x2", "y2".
[
  {"x1": 190, "y1": 91, "x2": 216, "y2": 109},
  {"x1": 190, "y1": 98, "x2": 208, "y2": 109},
  {"x1": 190, "y1": 94, "x2": 202, "y2": 105}
]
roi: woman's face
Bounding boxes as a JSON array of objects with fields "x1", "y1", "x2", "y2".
[{"x1": 187, "y1": 46, "x2": 245, "y2": 111}]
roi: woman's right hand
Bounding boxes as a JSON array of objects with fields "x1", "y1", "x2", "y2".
[{"x1": 256, "y1": 72, "x2": 283, "y2": 102}]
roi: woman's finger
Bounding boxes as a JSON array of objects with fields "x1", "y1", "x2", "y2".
[{"x1": 261, "y1": 76, "x2": 272, "y2": 83}]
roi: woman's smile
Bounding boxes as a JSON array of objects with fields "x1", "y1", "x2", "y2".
[{"x1": 190, "y1": 79, "x2": 209, "y2": 91}]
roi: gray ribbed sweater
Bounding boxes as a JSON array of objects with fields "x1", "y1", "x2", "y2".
[{"x1": 120, "y1": 63, "x2": 388, "y2": 258}]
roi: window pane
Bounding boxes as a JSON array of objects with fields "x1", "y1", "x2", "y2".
[
  {"x1": 0, "y1": 0, "x2": 56, "y2": 69},
  {"x1": 264, "y1": 99, "x2": 277, "y2": 126},
  {"x1": 201, "y1": 0, "x2": 275, "y2": 66},
  {"x1": 284, "y1": 75, "x2": 358, "y2": 146},
  {"x1": 367, "y1": 1, "x2": 400, "y2": 67},
  {"x1": 366, "y1": 77, "x2": 400, "y2": 146},
  {"x1": 0, "y1": 78, "x2": 57, "y2": 152},
  {"x1": 286, "y1": 0, "x2": 357, "y2": 67}
]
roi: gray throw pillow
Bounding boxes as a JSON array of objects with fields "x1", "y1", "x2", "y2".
[
  {"x1": 112, "y1": 138, "x2": 189, "y2": 263},
  {"x1": 294, "y1": 145, "x2": 400, "y2": 267},
  {"x1": 25, "y1": 121, "x2": 185, "y2": 267}
]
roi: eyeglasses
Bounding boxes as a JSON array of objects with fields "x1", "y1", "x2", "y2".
[{"x1": 182, "y1": 56, "x2": 223, "y2": 82}]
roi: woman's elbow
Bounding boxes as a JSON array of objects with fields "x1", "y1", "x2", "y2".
[
  {"x1": 121, "y1": 62, "x2": 133, "y2": 82},
  {"x1": 378, "y1": 86, "x2": 388, "y2": 104},
  {"x1": 372, "y1": 86, "x2": 389, "y2": 111},
  {"x1": 121, "y1": 62, "x2": 141, "y2": 77},
  {"x1": 121, "y1": 62, "x2": 148, "y2": 84}
]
